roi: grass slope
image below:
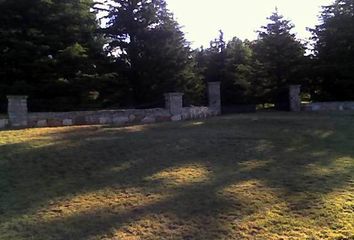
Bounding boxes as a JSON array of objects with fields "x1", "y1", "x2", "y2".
[{"x1": 0, "y1": 112, "x2": 353, "y2": 240}]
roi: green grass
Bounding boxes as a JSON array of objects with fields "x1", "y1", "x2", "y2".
[{"x1": 0, "y1": 112, "x2": 353, "y2": 240}]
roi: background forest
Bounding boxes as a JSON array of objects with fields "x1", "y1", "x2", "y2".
[{"x1": 0, "y1": 0, "x2": 353, "y2": 112}]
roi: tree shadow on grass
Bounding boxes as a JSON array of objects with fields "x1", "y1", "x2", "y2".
[{"x1": 1, "y1": 112, "x2": 354, "y2": 239}]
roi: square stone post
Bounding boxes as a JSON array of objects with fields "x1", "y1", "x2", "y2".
[
  {"x1": 7, "y1": 95, "x2": 28, "y2": 127},
  {"x1": 208, "y1": 82, "x2": 221, "y2": 114},
  {"x1": 289, "y1": 85, "x2": 301, "y2": 112},
  {"x1": 165, "y1": 93, "x2": 184, "y2": 121}
]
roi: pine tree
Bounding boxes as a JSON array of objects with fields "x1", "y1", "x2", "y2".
[
  {"x1": 312, "y1": 0, "x2": 354, "y2": 100},
  {"x1": 204, "y1": 30, "x2": 227, "y2": 83},
  {"x1": 223, "y1": 37, "x2": 254, "y2": 104},
  {"x1": 252, "y1": 10, "x2": 305, "y2": 103},
  {"x1": 195, "y1": 32, "x2": 257, "y2": 105},
  {"x1": 102, "y1": 0, "x2": 204, "y2": 105},
  {"x1": 0, "y1": 0, "x2": 105, "y2": 111}
]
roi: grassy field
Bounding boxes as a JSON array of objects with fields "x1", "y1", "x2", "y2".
[{"x1": 0, "y1": 112, "x2": 353, "y2": 240}]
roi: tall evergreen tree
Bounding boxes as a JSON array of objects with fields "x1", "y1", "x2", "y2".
[
  {"x1": 312, "y1": 0, "x2": 354, "y2": 100},
  {"x1": 223, "y1": 38, "x2": 254, "y2": 104},
  {"x1": 204, "y1": 30, "x2": 227, "y2": 83},
  {"x1": 195, "y1": 33, "x2": 256, "y2": 105},
  {"x1": 102, "y1": 0, "x2": 204, "y2": 106},
  {"x1": 0, "y1": 0, "x2": 105, "y2": 111},
  {"x1": 252, "y1": 10, "x2": 305, "y2": 103}
]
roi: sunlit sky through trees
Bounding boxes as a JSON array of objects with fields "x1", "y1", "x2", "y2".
[
  {"x1": 166, "y1": 0, "x2": 333, "y2": 48},
  {"x1": 96, "y1": 0, "x2": 334, "y2": 48}
]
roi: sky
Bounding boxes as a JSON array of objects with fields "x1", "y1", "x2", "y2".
[{"x1": 166, "y1": 0, "x2": 334, "y2": 48}]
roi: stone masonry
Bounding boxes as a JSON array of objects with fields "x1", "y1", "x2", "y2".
[
  {"x1": 164, "y1": 92, "x2": 184, "y2": 121},
  {"x1": 164, "y1": 93, "x2": 184, "y2": 115},
  {"x1": 1, "y1": 88, "x2": 222, "y2": 129},
  {"x1": 208, "y1": 82, "x2": 221, "y2": 114},
  {"x1": 289, "y1": 85, "x2": 301, "y2": 112},
  {"x1": 302, "y1": 102, "x2": 354, "y2": 111},
  {"x1": 0, "y1": 118, "x2": 9, "y2": 129},
  {"x1": 7, "y1": 95, "x2": 28, "y2": 127}
]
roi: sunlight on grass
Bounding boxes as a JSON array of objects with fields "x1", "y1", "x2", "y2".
[
  {"x1": 0, "y1": 126, "x2": 97, "y2": 144},
  {"x1": 218, "y1": 180, "x2": 294, "y2": 239},
  {"x1": 103, "y1": 124, "x2": 151, "y2": 133},
  {"x1": 218, "y1": 177, "x2": 354, "y2": 239},
  {"x1": 220, "y1": 179, "x2": 281, "y2": 209},
  {"x1": 111, "y1": 213, "x2": 184, "y2": 239},
  {"x1": 312, "y1": 130, "x2": 334, "y2": 139},
  {"x1": 319, "y1": 187, "x2": 354, "y2": 238},
  {"x1": 107, "y1": 159, "x2": 146, "y2": 174},
  {"x1": 33, "y1": 187, "x2": 171, "y2": 222},
  {"x1": 191, "y1": 121, "x2": 204, "y2": 126},
  {"x1": 306, "y1": 157, "x2": 353, "y2": 176},
  {"x1": 254, "y1": 140, "x2": 273, "y2": 153},
  {"x1": 145, "y1": 164, "x2": 212, "y2": 187},
  {"x1": 1, "y1": 112, "x2": 353, "y2": 239},
  {"x1": 310, "y1": 150, "x2": 329, "y2": 157},
  {"x1": 238, "y1": 159, "x2": 272, "y2": 171},
  {"x1": 184, "y1": 121, "x2": 205, "y2": 127}
]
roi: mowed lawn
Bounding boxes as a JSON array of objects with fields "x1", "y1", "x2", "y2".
[{"x1": 0, "y1": 112, "x2": 353, "y2": 240}]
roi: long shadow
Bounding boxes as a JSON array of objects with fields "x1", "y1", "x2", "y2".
[{"x1": 1, "y1": 112, "x2": 353, "y2": 239}]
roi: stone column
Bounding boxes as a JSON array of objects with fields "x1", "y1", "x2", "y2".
[
  {"x1": 7, "y1": 95, "x2": 28, "y2": 127},
  {"x1": 164, "y1": 93, "x2": 184, "y2": 121},
  {"x1": 208, "y1": 82, "x2": 221, "y2": 114},
  {"x1": 289, "y1": 85, "x2": 301, "y2": 112}
]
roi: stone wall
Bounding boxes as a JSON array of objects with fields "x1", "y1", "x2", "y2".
[
  {"x1": 1, "y1": 84, "x2": 222, "y2": 129},
  {"x1": 0, "y1": 102, "x2": 220, "y2": 130},
  {"x1": 0, "y1": 118, "x2": 9, "y2": 129},
  {"x1": 27, "y1": 108, "x2": 169, "y2": 128},
  {"x1": 208, "y1": 82, "x2": 221, "y2": 114},
  {"x1": 289, "y1": 85, "x2": 301, "y2": 112},
  {"x1": 7, "y1": 96, "x2": 28, "y2": 127},
  {"x1": 0, "y1": 108, "x2": 221, "y2": 129},
  {"x1": 22, "y1": 106, "x2": 217, "y2": 128},
  {"x1": 302, "y1": 102, "x2": 354, "y2": 111},
  {"x1": 0, "y1": 107, "x2": 218, "y2": 130},
  {"x1": 182, "y1": 106, "x2": 219, "y2": 120}
]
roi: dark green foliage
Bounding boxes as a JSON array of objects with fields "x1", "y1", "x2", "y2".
[
  {"x1": 223, "y1": 38, "x2": 255, "y2": 104},
  {"x1": 195, "y1": 32, "x2": 256, "y2": 105},
  {"x1": 312, "y1": 0, "x2": 354, "y2": 100},
  {"x1": 1, "y1": 0, "x2": 353, "y2": 111},
  {"x1": 196, "y1": 13, "x2": 307, "y2": 106},
  {"x1": 204, "y1": 30, "x2": 227, "y2": 84},
  {"x1": 251, "y1": 10, "x2": 306, "y2": 103},
  {"x1": 0, "y1": 0, "x2": 106, "y2": 111},
  {"x1": 101, "y1": 0, "x2": 204, "y2": 106}
]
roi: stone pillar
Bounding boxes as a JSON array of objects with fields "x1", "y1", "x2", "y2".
[
  {"x1": 208, "y1": 82, "x2": 221, "y2": 114},
  {"x1": 164, "y1": 93, "x2": 184, "y2": 120},
  {"x1": 7, "y1": 95, "x2": 28, "y2": 127},
  {"x1": 289, "y1": 85, "x2": 301, "y2": 112}
]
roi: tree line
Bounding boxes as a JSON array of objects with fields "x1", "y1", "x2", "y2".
[{"x1": 0, "y1": 0, "x2": 353, "y2": 112}]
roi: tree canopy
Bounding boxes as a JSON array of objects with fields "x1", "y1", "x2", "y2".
[
  {"x1": 312, "y1": 0, "x2": 354, "y2": 100},
  {"x1": 0, "y1": 0, "x2": 353, "y2": 112},
  {"x1": 195, "y1": 11, "x2": 306, "y2": 106},
  {"x1": 252, "y1": 10, "x2": 306, "y2": 103},
  {"x1": 0, "y1": 0, "x2": 105, "y2": 111},
  {"x1": 101, "y1": 0, "x2": 204, "y2": 106}
]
